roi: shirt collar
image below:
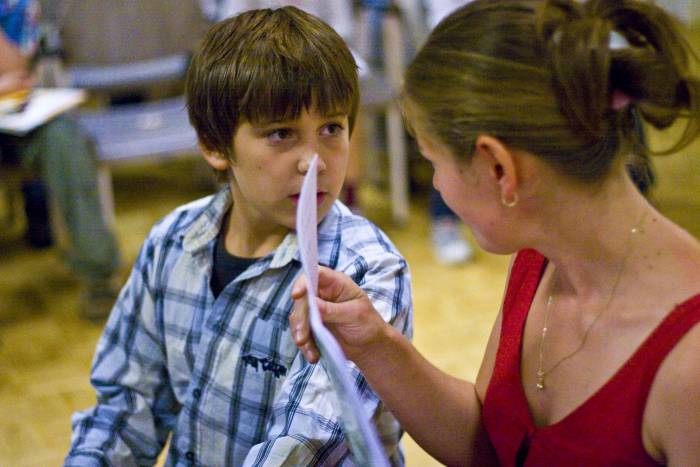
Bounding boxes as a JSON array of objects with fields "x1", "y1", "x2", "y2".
[
  {"x1": 182, "y1": 187, "x2": 231, "y2": 254},
  {"x1": 267, "y1": 204, "x2": 342, "y2": 269},
  {"x1": 182, "y1": 187, "x2": 344, "y2": 270}
]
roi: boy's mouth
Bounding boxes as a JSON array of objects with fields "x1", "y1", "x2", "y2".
[{"x1": 290, "y1": 192, "x2": 326, "y2": 206}]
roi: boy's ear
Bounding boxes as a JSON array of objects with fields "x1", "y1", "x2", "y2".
[
  {"x1": 199, "y1": 144, "x2": 230, "y2": 171},
  {"x1": 474, "y1": 135, "x2": 518, "y2": 204}
]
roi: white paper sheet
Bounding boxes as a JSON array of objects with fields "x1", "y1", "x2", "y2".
[
  {"x1": 296, "y1": 154, "x2": 390, "y2": 467},
  {"x1": 0, "y1": 88, "x2": 86, "y2": 135}
]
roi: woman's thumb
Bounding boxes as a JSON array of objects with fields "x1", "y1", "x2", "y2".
[{"x1": 316, "y1": 296, "x2": 344, "y2": 324}]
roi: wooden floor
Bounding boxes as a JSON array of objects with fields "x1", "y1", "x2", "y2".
[
  {"x1": 2, "y1": 27, "x2": 700, "y2": 467},
  {"x1": 2, "y1": 140, "x2": 699, "y2": 466}
]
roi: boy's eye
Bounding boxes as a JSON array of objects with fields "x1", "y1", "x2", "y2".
[
  {"x1": 267, "y1": 128, "x2": 293, "y2": 143},
  {"x1": 321, "y1": 123, "x2": 344, "y2": 137}
]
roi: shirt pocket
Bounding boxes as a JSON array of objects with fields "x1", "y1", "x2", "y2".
[
  {"x1": 225, "y1": 315, "x2": 299, "y2": 443},
  {"x1": 237, "y1": 313, "x2": 298, "y2": 384}
]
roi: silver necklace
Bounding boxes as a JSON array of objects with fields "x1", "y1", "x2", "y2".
[{"x1": 536, "y1": 209, "x2": 649, "y2": 390}]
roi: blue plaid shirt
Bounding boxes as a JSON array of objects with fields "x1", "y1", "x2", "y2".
[{"x1": 65, "y1": 188, "x2": 413, "y2": 466}]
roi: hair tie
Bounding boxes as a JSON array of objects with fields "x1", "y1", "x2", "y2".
[{"x1": 609, "y1": 31, "x2": 633, "y2": 111}]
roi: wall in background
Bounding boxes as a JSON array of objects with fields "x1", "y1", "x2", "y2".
[{"x1": 656, "y1": 0, "x2": 699, "y2": 24}]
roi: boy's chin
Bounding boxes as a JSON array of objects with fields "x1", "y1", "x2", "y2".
[
  {"x1": 317, "y1": 198, "x2": 334, "y2": 215},
  {"x1": 318, "y1": 196, "x2": 341, "y2": 221}
]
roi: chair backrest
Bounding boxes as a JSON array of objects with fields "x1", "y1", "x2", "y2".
[
  {"x1": 67, "y1": 54, "x2": 191, "y2": 93},
  {"x1": 45, "y1": 0, "x2": 208, "y2": 66},
  {"x1": 35, "y1": 0, "x2": 206, "y2": 164}
]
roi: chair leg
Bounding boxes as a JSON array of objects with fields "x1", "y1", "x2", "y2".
[
  {"x1": 1, "y1": 168, "x2": 27, "y2": 236},
  {"x1": 97, "y1": 165, "x2": 117, "y2": 228},
  {"x1": 386, "y1": 105, "x2": 409, "y2": 225},
  {"x1": 0, "y1": 178, "x2": 18, "y2": 231},
  {"x1": 382, "y1": 9, "x2": 410, "y2": 225}
]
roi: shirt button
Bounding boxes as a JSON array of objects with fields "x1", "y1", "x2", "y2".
[
  {"x1": 192, "y1": 388, "x2": 202, "y2": 399},
  {"x1": 185, "y1": 451, "x2": 195, "y2": 461}
]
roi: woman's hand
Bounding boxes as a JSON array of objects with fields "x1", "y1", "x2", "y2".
[{"x1": 290, "y1": 266, "x2": 390, "y2": 364}]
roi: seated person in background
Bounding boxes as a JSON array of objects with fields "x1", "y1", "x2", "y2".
[
  {"x1": 65, "y1": 7, "x2": 412, "y2": 466},
  {"x1": 0, "y1": 0, "x2": 121, "y2": 320},
  {"x1": 429, "y1": 187, "x2": 473, "y2": 265},
  {"x1": 423, "y1": 0, "x2": 475, "y2": 266}
]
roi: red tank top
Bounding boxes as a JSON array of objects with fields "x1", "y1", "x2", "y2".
[{"x1": 481, "y1": 249, "x2": 700, "y2": 466}]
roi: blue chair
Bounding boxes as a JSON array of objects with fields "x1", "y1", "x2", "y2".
[{"x1": 44, "y1": 0, "x2": 207, "y2": 222}]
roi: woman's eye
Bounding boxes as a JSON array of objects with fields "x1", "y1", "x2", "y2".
[{"x1": 267, "y1": 128, "x2": 293, "y2": 143}]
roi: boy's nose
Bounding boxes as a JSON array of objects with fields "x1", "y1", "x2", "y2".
[{"x1": 298, "y1": 152, "x2": 326, "y2": 174}]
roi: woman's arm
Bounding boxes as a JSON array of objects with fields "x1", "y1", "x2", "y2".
[
  {"x1": 291, "y1": 267, "x2": 497, "y2": 466},
  {"x1": 645, "y1": 323, "x2": 700, "y2": 466},
  {"x1": 354, "y1": 324, "x2": 496, "y2": 466}
]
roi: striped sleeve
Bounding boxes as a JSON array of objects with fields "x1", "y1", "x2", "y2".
[{"x1": 65, "y1": 233, "x2": 176, "y2": 466}]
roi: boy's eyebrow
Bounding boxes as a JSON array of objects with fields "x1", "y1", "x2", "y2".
[{"x1": 251, "y1": 113, "x2": 349, "y2": 128}]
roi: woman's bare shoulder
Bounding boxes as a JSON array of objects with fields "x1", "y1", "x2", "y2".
[{"x1": 643, "y1": 297, "x2": 700, "y2": 465}]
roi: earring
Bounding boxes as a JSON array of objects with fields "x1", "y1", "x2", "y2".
[{"x1": 501, "y1": 192, "x2": 519, "y2": 208}]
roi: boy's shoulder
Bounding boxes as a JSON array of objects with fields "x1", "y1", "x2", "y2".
[
  {"x1": 147, "y1": 191, "x2": 225, "y2": 244},
  {"x1": 320, "y1": 201, "x2": 405, "y2": 264}
]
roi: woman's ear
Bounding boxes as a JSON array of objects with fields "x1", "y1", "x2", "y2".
[
  {"x1": 474, "y1": 135, "x2": 519, "y2": 206},
  {"x1": 200, "y1": 144, "x2": 230, "y2": 172}
]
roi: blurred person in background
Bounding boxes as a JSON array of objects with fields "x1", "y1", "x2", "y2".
[
  {"x1": 424, "y1": 0, "x2": 476, "y2": 265},
  {"x1": 0, "y1": 0, "x2": 122, "y2": 320}
]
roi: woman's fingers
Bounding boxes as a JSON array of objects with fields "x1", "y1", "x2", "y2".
[
  {"x1": 300, "y1": 341, "x2": 320, "y2": 364},
  {"x1": 291, "y1": 274, "x2": 308, "y2": 299},
  {"x1": 316, "y1": 294, "x2": 360, "y2": 325},
  {"x1": 290, "y1": 279, "x2": 321, "y2": 363},
  {"x1": 290, "y1": 289, "x2": 310, "y2": 343},
  {"x1": 316, "y1": 266, "x2": 365, "y2": 303},
  {"x1": 290, "y1": 266, "x2": 377, "y2": 362},
  {"x1": 293, "y1": 266, "x2": 363, "y2": 305}
]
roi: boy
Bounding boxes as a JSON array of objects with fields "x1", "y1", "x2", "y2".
[{"x1": 65, "y1": 7, "x2": 412, "y2": 466}]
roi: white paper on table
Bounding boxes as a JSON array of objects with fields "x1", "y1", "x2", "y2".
[{"x1": 296, "y1": 154, "x2": 389, "y2": 467}]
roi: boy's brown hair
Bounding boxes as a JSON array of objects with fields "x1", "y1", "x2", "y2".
[{"x1": 186, "y1": 6, "x2": 359, "y2": 164}]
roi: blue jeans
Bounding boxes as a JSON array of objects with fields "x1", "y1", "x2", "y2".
[{"x1": 429, "y1": 186, "x2": 457, "y2": 221}]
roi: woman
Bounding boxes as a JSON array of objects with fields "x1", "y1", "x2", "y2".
[{"x1": 291, "y1": 0, "x2": 700, "y2": 465}]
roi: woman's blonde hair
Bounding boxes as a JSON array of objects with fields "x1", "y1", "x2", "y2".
[{"x1": 404, "y1": 0, "x2": 700, "y2": 182}]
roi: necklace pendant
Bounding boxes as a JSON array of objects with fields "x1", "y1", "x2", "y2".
[{"x1": 536, "y1": 372, "x2": 545, "y2": 390}]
